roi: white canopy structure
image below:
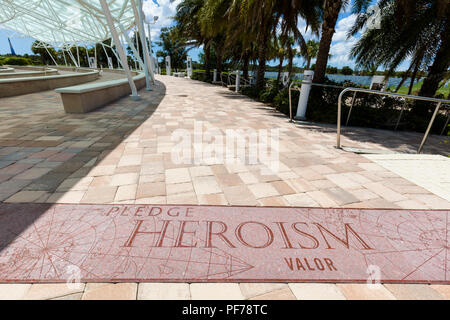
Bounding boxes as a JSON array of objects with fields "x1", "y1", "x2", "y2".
[
  {"x1": 0, "y1": 0, "x2": 157, "y2": 100},
  {"x1": 0, "y1": 0, "x2": 136, "y2": 46}
]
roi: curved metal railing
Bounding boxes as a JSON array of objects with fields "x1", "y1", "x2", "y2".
[{"x1": 336, "y1": 87, "x2": 450, "y2": 153}]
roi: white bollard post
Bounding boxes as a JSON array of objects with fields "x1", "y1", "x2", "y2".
[
  {"x1": 295, "y1": 70, "x2": 314, "y2": 120},
  {"x1": 153, "y1": 57, "x2": 159, "y2": 75},
  {"x1": 235, "y1": 70, "x2": 240, "y2": 92},
  {"x1": 213, "y1": 69, "x2": 217, "y2": 83},
  {"x1": 186, "y1": 56, "x2": 193, "y2": 78},
  {"x1": 165, "y1": 56, "x2": 171, "y2": 76}
]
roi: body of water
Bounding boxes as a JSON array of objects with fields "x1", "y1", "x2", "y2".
[{"x1": 262, "y1": 71, "x2": 423, "y2": 88}]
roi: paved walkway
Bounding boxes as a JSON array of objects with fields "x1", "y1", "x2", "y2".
[
  {"x1": 0, "y1": 75, "x2": 449, "y2": 299},
  {"x1": 1, "y1": 282, "x2": 450, "y2": 300},
  {"x1": 0, "y1": 75, "x2": 448, "y2": 209}
]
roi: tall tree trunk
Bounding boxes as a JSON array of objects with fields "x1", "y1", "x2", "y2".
[
  {"x1": 243, "y1": 53, "x2": 249, "y2": 81},
  {"x1": 256, "y1": 31, "x2": 269, "y2": 91},
  {"x1": 276, "y1": 56, "x2": 284, "y2": 84},
  {"x1": 204, "y1": 42, "x2": 211, "y2": 82},
  {"x1": 313, "y1": 0, "x2": 343, "y2": 83},
  {"x1": 287, "y1": 47, "x2": 294, "y2": 78},
  {"x1": 216, "y1": 46, "x2": 223, "y2": 75},
  {"x1": 415, "y1": 18, "x2": 450, "y2": 115},
  {"x1": 408, "y1": 58, "x2": 421, "y2": 95},
  {"x1": 306, "y1": 57, "x2": 311, "y2": 70}
]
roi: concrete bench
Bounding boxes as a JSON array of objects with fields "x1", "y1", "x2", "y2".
[
  {"x1": 0, "y1": 67, "x2": 58, "y2": 79},
  {"x1": 0, "y1": 70, "x2": 99, "y2": 98},
  {"x1": 55, "y1": 73, "x2": 146, "y2": 113}
]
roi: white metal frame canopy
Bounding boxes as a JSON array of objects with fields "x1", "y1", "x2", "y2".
[
  {"x1": 0, "y1": 0, "x2": 157, "y2": 100},
  {"x1": 0, "y1": 0, "x2": 136, "y2": 46}
]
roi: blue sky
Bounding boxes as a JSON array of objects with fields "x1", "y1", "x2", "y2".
[{"x1": 0, "y1": 0, "x2": 410, "y2": 70}]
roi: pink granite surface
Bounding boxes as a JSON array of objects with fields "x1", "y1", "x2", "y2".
[{"x1": 0, "y1": 203, "x2": 448, "y2": 284}]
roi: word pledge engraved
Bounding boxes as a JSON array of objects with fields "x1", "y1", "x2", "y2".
[{"x1": 0, "y1": 203, "x2": 448, "y2": 283}]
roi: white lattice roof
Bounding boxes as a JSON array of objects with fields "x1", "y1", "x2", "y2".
[{"x1": 0, "y1": 0, "x2": 136, "y2": 46}]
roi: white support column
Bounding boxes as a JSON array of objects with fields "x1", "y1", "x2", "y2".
[
  {"x1": 111, "y1": 46, "x2": 124, "y2": 69},
  {"x1": 44, "y1": 46, "x2": 58, "y2": 66},
  {"x1": 165, "y1": 56, "x2": 171, "y2": 76},
  {"x1": 109, "y1": 38, "x2": 122, "y2": 69},
  {"x1": 135, "y1": 27, "x2": 141, "y2": 70},
  {"x1": 94, "y1": 45, "x2": 98, "y2": 69},
  {"x1": 132, "y1": 0, "x2": 154, "y2": 88},
  {"x1": 67, "y1": 47, "x2": 79, "y2": 67},
  {"x1": 118, "y1": 23, "x2": 145, "y2": 71},
  {"x1": 146, "y1": 19, "x2": 156, "y2": 83},
  {"x1": 62, "y1": 49, "x2": 68, "y2": 66},
  {"x1": 100, "y1": 0, "x2": 140, "y2": 100},
  {"x1": 76, "y1": 44, "x2": 80, "y2": 67},
  {"x1": 126, "y1": 2, "x2": 151, "y2": 90},
  {"x1": 85, "y1": 46, "x2": 91, "y2": 68},
  {"x1": 101, "y1": 43, "x2": 113, "y2": 69}
]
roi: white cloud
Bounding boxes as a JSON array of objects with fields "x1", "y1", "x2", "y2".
[
  {"x1": 332, "y1": 14, "x2": 357, "y2": 42},
  {"x1": 293, "y1": 15, "x2": 360, "y2": 68},
  {"x1": 328, "y1": 14, "x2": 360, "y2": 67},
  {"x1": 142, "y1": 0, "x2": 181, "y2": 39}
]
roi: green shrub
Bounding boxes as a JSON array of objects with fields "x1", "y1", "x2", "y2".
[
  {"x1": 273, "y1": 87, "x2": 299, "y2": 117},
  {"x1": 191, "y1": 72, "x2": 200, "y2": 80},
  {"x1": 241, "y1": 86, "x2": 262, "y2": 99},
  {"x1": 341, "y1": 66, "x2": 353, "y2": 75},
  {"x1": 304, "y1": 79, "x2": 448, "y2": 134},
  {"x1": 259, "y1": 80, "x2": 280, "y2": 103},
  {"x1": 241, "y1": 77, "x2": 448, "y2": 135},
  {"x1": 2, "y1": 56, "x2": 33, "y2": 66}
]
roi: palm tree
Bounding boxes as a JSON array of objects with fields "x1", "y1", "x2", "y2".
[
  {"x1": 174, "y1": 0, "x2": 214, "y2": 81},
  {"x1": 270, "y1": 38, "x2": 289, "y2": 84},
  {"x1": 303, "y1": 39, "x2": 320, "y2": 69},
  {"x1": 350, "y1": 0, "x2": 449, "y2": 114},
  {"x1": 198, "y1": 0, "x2": 234, "y2": 75},
  {"x1": 313, "y1": 0, "x2": 371, "y2": 83},
  {"x1": 226, "y1": 0, "x2": 322, "y2": 91},
  {"x1": 226, "y1": 0, "x2": 277, "y2": 91},
  {"x1": 284, "y1": 36, "x2": 300, "y2": 78}
]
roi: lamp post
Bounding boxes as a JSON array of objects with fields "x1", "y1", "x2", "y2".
[{"x1": 145, "y1": 14, "x2": 158, "y2": 82}]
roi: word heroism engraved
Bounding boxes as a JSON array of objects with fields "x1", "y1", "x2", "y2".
[{"x1": 0, "y1": 203, "x2": 449, "y2": 283}]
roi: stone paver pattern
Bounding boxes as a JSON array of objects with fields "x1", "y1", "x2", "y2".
[
  {"x1": 0, "y1": 75, "x2": 449, "y2": 299},
  {"x1": 0, "y1": 75, "x2": 448, "y2": 210},
  {"x1": 0, "y1": 282, "x2": 448, "y2": 300},
  {"x1": 364, "y1": 154, "x2": 450, "y2": 202}
]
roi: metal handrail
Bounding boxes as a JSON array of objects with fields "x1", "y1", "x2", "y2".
[
  {"x1": 337, "y1": 87, "x2": 450, "y2": 154},
  {"x1": 227, "y1": 73, "x2": 236, "y2": 86}
]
